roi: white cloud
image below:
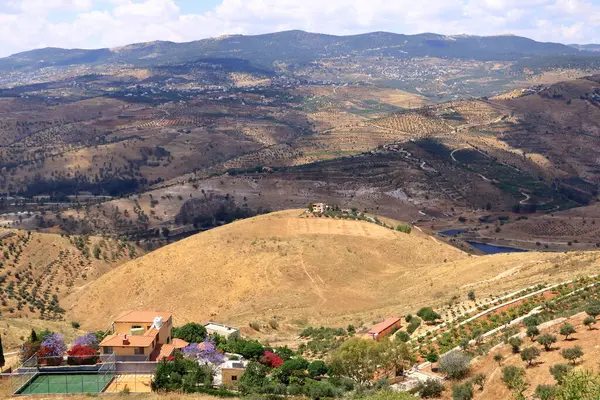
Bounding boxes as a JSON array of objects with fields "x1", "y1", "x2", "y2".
[{"x1": 0, "y1": 0, "x2": 598, "y2": 57}]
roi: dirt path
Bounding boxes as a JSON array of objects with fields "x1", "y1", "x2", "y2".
[{"x1": 520, "y1": 191, "x2": 531, "y2": 205}]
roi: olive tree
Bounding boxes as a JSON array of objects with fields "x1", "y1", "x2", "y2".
[
  {"x1": 537, "y1": 334, "x2": 557, "y2": 351},
  {"x1": 521, "y1": 346, "x2": 541, "y2": 366},
  {"x1": 439, "y1": 350, "x2": 471, "y2": 380}
]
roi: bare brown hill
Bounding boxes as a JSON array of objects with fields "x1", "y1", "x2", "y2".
[{"x1": 66, "y1": 210, "x2": 600, "y2": 333}]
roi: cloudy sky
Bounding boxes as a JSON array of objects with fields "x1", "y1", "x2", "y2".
[{"x1": 0, "y1": 0, "x2": 598, "y2": 57}]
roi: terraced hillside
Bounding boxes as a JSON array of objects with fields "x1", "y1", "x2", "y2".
[
  {"x1": 0, "y1": 228, "x2": 142, "y2": 321},
  {"x1": 66, "y1": 210, "x2": 600, "y2": 335}
]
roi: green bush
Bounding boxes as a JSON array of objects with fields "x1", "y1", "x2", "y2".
[
  {"x1": 467, "y1": 291, "x2": 476, "y2": 301},
  {"x1": 302, "y1": 379, "x2": 342, "y2": 399},
  {"x1": 585, "y1": 303, "x2": 600, "y2": 319},
  {"x1": 407, "y1": 319, "x2": 421, "y2": 334},
  {"x1": 417, "y1": 307, "x2": 441, "y2": 323},
  {"x1": 452, "y1": 382, "x2": 473, "y2": 400},
  {"x1": 508, "y1": 337, "x2": 523, "y2": 353},
  {"x1": 151, "y1": 354, "x2": 213, "y2": 392},
  {"x1": 416, "y1": 378, "x2": 445, "y2": 398},
  {"x1": 549, "y1": 363, "x2": 573, "y2": 385},
  {"x1": 534, "y1": 384, "x2": 556, "y2": 400},
  {"x1": 172, "y1": 323, "x2": 207, "y2": 343},
  {"x1": 502, "y1": 365, "x2": 526, "y2": 391},
  {"x1": 523, "y1": 316, "x2": 539, "y2": 328},
  {"x1": 307, "y1": 360, "x2": 328, "y2": 378},
  {"x1": 358, "y1": 390, "x2": 415, "y2": 400},
  {"x1": 396, "y1": 331, "x2": 410, "y2": 342}
]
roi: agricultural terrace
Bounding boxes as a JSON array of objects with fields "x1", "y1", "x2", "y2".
[{"x1": 0, "y1": 230, "x2": 138, "y2": 322}]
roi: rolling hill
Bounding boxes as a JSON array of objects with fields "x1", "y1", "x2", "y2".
[{"x1": 65, "y1": 210, "x2": 600, "y2": 333}]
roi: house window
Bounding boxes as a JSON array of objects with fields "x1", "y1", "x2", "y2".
[
  {"x1": 167, "y1": 337, "x2": 170, "y2": 344},
  {"x1": 134, "y1": 347, "x2": 145, "y2": 355},
  {"x1": 132, "y1": 325, "x2": 142, "y2": 329},
  {"x1": 103, "y1": 347, "x2": 113, "y2": 355},
  {"x1": 231, "y1": 376, "x2": 237, "y2": 381}
]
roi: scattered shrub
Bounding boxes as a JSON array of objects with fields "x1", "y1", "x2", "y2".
[
  {"x1": 502, "y1": 365, "x2": 526, "y2": 391},
  {"x1": 416, "y1": 378, "x2": 445, "y2": 398},
  {"x1": 549, "y1": 363, "x2": 573, "y2": 384},
  {"x1": 439, "y1": 350, "x2": 471, "y2": 380},
  {"x1": 584, "y1": 316, "x2": 596, "y2": 330},
  {"x1": 508, "y1": 337, "x2": 523, "y2": 353},
  {"x1": 452, "y1": 382, "x2": 473, "y2": 400},
  {"x1": 534, "y1": 384, "x2": 556, "y2": 400},
  {"x1": 417, "y1": 307, "x2": 441, "y2": 323},
  {"x1": 396, "y1": 331, "x2": 410, "y2": 342}
]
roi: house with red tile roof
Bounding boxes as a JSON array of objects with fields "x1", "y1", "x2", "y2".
[
  {"x1": 99, "y1": 311, "x2": 187, "y2": 361},
  {"x1": 367, "y1": 317, "x2": 402, "y2": 341}
]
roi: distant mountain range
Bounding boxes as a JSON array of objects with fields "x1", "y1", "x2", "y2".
[{"x1": 0, "y1": 30, "x2": 596, "y2": 73}]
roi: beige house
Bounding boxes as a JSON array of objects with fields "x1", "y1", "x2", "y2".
[
  {"x1": 99, "y1": 311, "x2": 185, "y2": 361},
  {"x1": 311, "y1": 203, "x2": 328, "y2": 214},
  {"x1": 221, "y1": 360, "x2": 246, "y2": 388}
]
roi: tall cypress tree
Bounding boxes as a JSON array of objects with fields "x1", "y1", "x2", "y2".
[
  {"x1": 0, "y1": 334, "x2": 5, "y2": 368},
  {"x1": 30, "y1": 329, "x2": 38, "y2": 343}
]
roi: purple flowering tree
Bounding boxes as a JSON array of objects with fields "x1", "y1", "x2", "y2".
[
  {"x1": 183, "y1": 343, "x2": 201, "y2": 359},
  {"x1": 183, "y1": 339, "x2": 224, "y2": 365},
  {"x1": 73, "y1": 333, "x2": 99, "y2": 350},
  {"x1": 40, "y1": 333, "x2": 67, "y2": 357},
  {"x1": 198, "y1": 338, "x2": 224, "y2": 365}
]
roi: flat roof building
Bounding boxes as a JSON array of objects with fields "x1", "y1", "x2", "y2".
[{"x1": 204, "y1": 322, "x2": 240, "y2": 339}]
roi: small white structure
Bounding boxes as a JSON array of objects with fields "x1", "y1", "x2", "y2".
[
  {"x1": 204, "y1": 322, "x2": 240, "y2": 339},
  {"x1": 311, "y1": 203, "x2": 328, "y2": 214},
  {"x1": 153, "y1": 316, "x2": 164, "y2": 330}
]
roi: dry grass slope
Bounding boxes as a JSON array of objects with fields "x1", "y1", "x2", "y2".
[
  {"x1": 66, "y1": 210, "x2": 466, "y2": 329},
  {"x1": 67, "y1": 210, "x2": 600, "y2": 334}
]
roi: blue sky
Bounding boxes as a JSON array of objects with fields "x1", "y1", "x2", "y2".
[{"x1": 0, "y1": 0, "x2": 598, "y2": 57}]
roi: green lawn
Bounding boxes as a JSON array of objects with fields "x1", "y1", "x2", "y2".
[{"x1": 18, "y1": 373, "x2": 114, "y2": 394}]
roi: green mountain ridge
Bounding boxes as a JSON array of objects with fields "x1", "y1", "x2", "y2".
[{"x1": 0, "y1": 30, "x2": 590, "y2": 73}]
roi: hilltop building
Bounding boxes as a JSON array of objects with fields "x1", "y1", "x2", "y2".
[
  {"x1": 99, "y1": 311, "x2": 186, "y2": 361},
  {"x1": 367, "y1": 317, "x2": 402, "y2": 340},
  {"x1": 311, "y1": 203, "x2": 329, "y2": 214}
]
